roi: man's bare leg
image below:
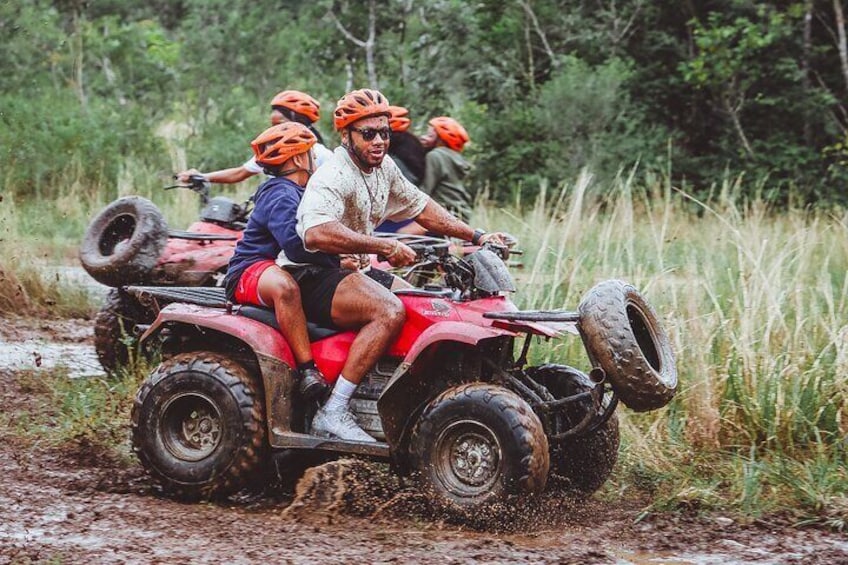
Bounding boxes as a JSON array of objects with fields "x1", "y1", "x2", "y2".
[
  {"x1": 329, "y1": 272, "x2": 406, "y2": 383},
  {"x1": 311, "y1": 272, "x2": 404, "y2": 443},
  {"x1": 258, "y1": 266, "x2": 312, "y2": 363},
  {"x1": 258, "y1": 266, "x2": 327, "y2": 399}
]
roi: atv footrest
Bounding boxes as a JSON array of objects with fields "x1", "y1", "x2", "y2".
[
  {"x1": 125, "y1": 285, "x2": 228, "y2": 308},
  {"x1": 270, "y1": 431, "x2": 390, "y2": 458}
]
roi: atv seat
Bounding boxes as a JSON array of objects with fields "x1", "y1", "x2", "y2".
[{"x1": 236, "y1": 305, "x2": 342, "y2": 342}]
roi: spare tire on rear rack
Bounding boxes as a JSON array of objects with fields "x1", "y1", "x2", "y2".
[
  {"x1": 578, "y1": 279, "x2": 677, "y2": 412},
  {"x1": 79, "y1": 196, "x2": 168, "y2": 287}
]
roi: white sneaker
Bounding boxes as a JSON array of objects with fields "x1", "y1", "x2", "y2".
[{"x1": 311, "y1": 406, "x2": 377, "y2": 443}]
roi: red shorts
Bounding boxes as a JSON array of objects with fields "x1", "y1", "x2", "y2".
[{"x1": 234, "y1": 260, "x2": 277, "y2": 307}]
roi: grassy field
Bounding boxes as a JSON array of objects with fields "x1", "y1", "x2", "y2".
[{"x1": 1, "y1": 168, "x2": 846, "y2": 527}]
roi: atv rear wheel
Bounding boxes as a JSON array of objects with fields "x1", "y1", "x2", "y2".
[
  {"x1": 94, "y1": 289, "x2": 156, "y2": 373},
  {"x1": 528, "y1": 364, "x2": 621, "y2": 495},
  {"x1": 409, "y1": 383, "x2": 549, "y2": 518},
  {"x1": 550, "y1": 413, "x2": 619, "y2": 495},
  {"x1": 79, "y1": 196, "x2": 168, "y2": 287},
  {"x1": 131, "y1": 352, "x2": 267, "y2": 500},
  {"x1": 578, "y1": 280, "x2": 677, "y2": 412}
]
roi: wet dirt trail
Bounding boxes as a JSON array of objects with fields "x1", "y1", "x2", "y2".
[{"x1": 1, "y1": 319, "x2": 846, "y2": 564}]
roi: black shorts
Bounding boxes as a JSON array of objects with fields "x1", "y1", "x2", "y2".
[{"x1": 289, "y1": 266, "x2": 395, "y2": 328}]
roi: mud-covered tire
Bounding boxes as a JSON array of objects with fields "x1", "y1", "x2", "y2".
[
  {"x1": 528, "y1": 364, "x2": 620, "y2": 495},
  {"x1": 94, "y1": 289, "x2": 156, "y2": 373},
  {"x1": 409, "y1": 383, "x2": 549, "y2": 517},
  {"x1": 550, "y1": 414, "x2": 620, "y2": 495},
  {"x1": 79, "y1": 196, "x2": 168, "y2": 287},
  {"x1": 578, "y1": 280, "x2": 677, "y2": 412},
  {"x1": 131, "y1": 352, "x2": 267, "y2": 500}
]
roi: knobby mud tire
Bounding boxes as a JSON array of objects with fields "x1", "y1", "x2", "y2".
[
  {"x1": 549, "y1": 413, "x2": 620, "y2": 495},
  {"x1": 409, "y1": 383, "x2": 549, "y2": 520},
  {"x1": 79, "y1": 196, "x2": 168, "y2": 287},
  {"x1": 94, "y1": 289, "x2": 155, "y2": 373},
  {"x1": 131, "y1": 352, "x2": 267, "y2": 501},
  {"x1": 578, "y1": 280, "x2": 677, "y2": 412}
]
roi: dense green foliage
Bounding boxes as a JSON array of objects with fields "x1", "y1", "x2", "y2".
[{"x1": 2, "y1": 0, "x2": 848, "y2": 203}]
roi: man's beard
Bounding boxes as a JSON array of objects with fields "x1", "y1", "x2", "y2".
[{"x1": 349, "y1": 142, "x2": 385, "y2": 171}]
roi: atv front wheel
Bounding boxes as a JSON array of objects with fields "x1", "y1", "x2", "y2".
[
  {"x1": 94, "y1": 289, "x2": 156, "y2": 373},
  {"x1": 578, "y1": 280, "x2": 677, "y2": 412},
  {"x1": 79, "y1": 196, "x2": 168, "y2": 287},
  {"x1": 131, "y1": 352, "x2": 267, "y2": 500},
  {"x1": 409, "y1": 383, "x2": 549, "y2": 517}
]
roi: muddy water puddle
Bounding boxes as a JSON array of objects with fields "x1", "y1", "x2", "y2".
[
  {"x1": 0, "y1": 340, "x2": 102, "y2": 378},
  {"x1": 0, "y1": 317, "x2": 103, "y2": 378}
]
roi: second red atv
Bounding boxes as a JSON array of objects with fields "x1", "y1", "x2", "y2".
[
  {"x1": 79, "y1": 175, "x2": 250, "y2": 371},
  {"x1": 126, "y1": 238, "x2": 678, "y2": 518}
]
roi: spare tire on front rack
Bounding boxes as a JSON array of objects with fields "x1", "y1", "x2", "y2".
[
  {"x1": 79, "y1": 196, "x2": 168, "y2": 287},
  {"x1": 577, "y1": 279, "x2": 678, "y2": 412}
]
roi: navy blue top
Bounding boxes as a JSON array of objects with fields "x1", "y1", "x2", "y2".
[{"x1": 225, "y1": 176, "x2": 338, "y2": 300}]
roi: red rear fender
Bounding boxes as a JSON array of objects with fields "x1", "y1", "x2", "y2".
[{"x1": 140, "y1": 303, "x2": 295, "y2": 365}]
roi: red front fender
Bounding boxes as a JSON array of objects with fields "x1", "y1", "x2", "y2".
[
  {"x1": 377, "y1": 321, "x2": 517, "y2": 448},
  {"x1": 399, "y1": 321, "x2": 517, "y2": 366},
  {"x1": 140, "y1": 303, "x2": 295, "y2": 365}
]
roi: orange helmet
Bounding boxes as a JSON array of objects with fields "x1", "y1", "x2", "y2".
[
  {"x1": 269, "y1": 90, "x2": 321, "y2": 123},
  {"x1": 251, "y1": 122, "x2": 316, "y2": 167},
  {"x1": 333, "y1": 88, "x2": 390, "y2": 130},
  {"x1": 387, "y1": 105, "x2": 411, "y2": 132},
  {"x1": 429, "y1": 117, "x2": 470, "y2": 152}
]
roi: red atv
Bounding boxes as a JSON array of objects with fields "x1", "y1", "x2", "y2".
[
  {"x1": 79, "y1": 175, "x2": 250, "y2": 371},
  {"x1": 127, "y1": 238, "x2": 677, "y2": 517}
]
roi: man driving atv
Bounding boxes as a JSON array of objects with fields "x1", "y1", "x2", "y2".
[
  {"x1": 177, "y1": 90, "x2": 334, "y2": 184},
  {"x1": 278, "y1": 88, "x2": 505, "y2": 442},
  {"x1": 224, "y1": 122, "x2": 332, "y2": 401}
]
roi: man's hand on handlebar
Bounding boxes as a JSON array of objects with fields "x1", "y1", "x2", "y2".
[{"x1": 385, "y1": 240, "x2": 418, "y2": 267}]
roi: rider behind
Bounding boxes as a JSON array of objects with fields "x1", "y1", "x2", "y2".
[
  {"x1": 419, "y1": 116, "x2": 473, "y2": 223},
  {"x1": 283, "y1": 88, "x2": 504, "y2": 442},
  {"x1": 177, "y1": 90, "x2": 333, "y2": 184},
  {"x1": 224, "y1": 122, "x2": 332, "y2": 401},
  {"x1": 375, "y1": 104, "x2": 427, "y2": 234}
]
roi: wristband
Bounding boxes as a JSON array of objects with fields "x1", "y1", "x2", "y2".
[
  {"x1": 471, "y1": 228, "x2": 486, "y2": 246},
  {"x1": 385, "y1": 240, "x2": 400, "y2": 259}
]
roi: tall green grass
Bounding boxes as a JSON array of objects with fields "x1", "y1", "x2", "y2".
[{"x1": 474, "y1": 169, "x2": 847, "y2": 525}]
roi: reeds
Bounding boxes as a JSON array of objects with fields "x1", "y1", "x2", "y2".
[{"x1": 475, "y1": 171, "x2": 847, "y2": 521}]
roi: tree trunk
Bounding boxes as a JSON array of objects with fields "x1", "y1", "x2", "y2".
[
  {"x1": 802, "y1": 1, "x2": 813, "y2": 144},
  {"x1": 72, "y1": 10, "x2": 87, "y2": 109},
  {"x1": 835, "y1": 0, "x2": 848, "y2": 92},
  {"x1": 365, "y1": 0, "x2": 378, "y2": 89}
]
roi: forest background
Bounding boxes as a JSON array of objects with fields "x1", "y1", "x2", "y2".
[{"x1": 3, "y1": 0, "x2": 848, "y2": 204}]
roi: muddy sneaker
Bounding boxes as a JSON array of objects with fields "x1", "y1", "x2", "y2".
[
  {"x1": 299, "y1": 367, "x2": 330, "y2": 401},
  {"x1": 311, "y1": 405, "x2": 376, "y2": 443}
]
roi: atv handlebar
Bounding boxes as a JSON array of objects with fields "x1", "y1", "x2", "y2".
[{"x1": 165, "y1": 174, "x2": 212, "y2": 205}]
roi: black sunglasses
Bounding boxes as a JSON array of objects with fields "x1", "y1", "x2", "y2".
[{"x1": 349, "y1": 126, "x2": 391, "y2": 141}]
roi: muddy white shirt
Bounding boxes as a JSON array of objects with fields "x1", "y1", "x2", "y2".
[{"x1": 294, "y1": 146, "x2": 429, "y2": 265}]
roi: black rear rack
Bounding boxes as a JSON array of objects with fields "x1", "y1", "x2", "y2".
[
  {"x1": 167, "y1": 230, "x2": 238, "y2": 241},
  {"x1": 125, "y1": 286, "x2": 228, "y2": 308}
]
